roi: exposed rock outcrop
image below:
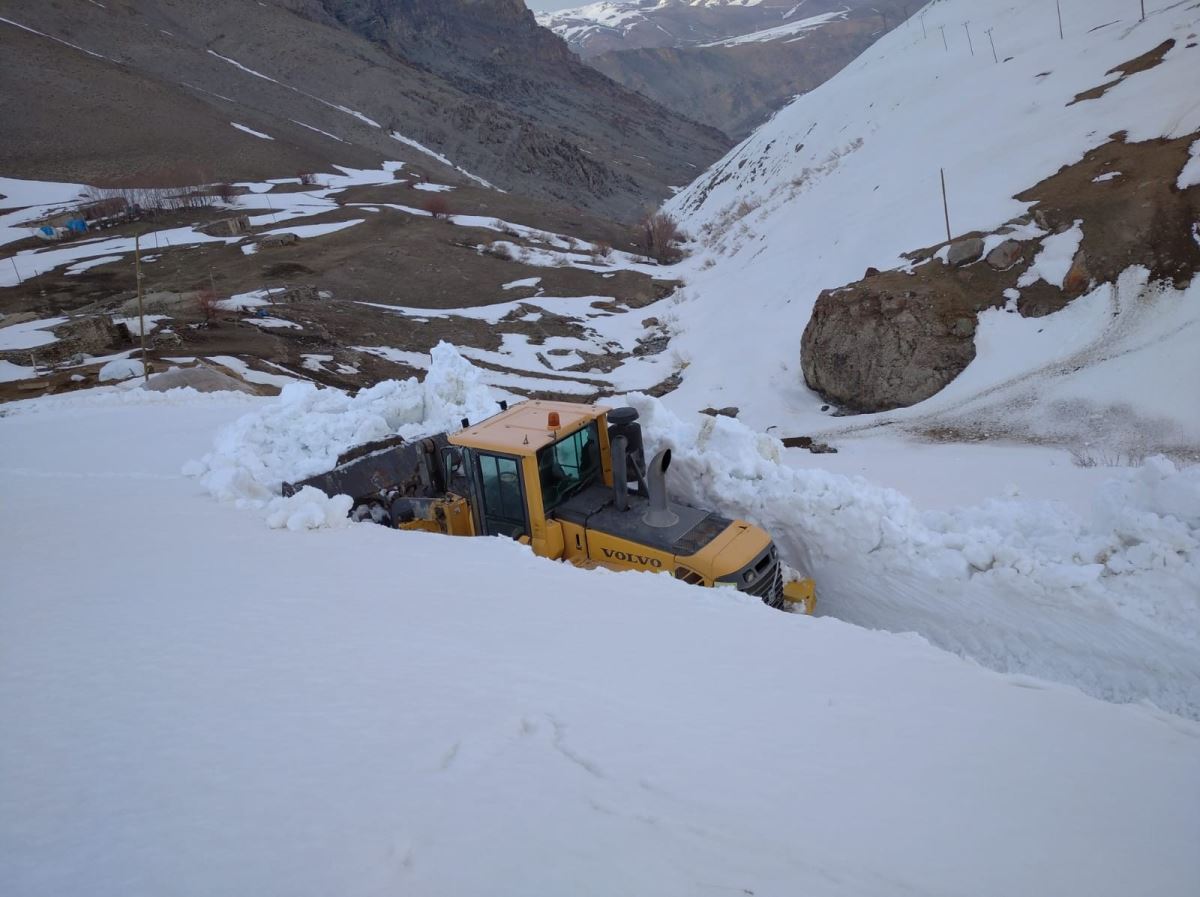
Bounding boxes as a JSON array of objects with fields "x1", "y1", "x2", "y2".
[
  {"x1": 801, "y1": 133, "x2": 1200, "y2": 412},
  {"x1": 801, "y1": 271, "x2": 999, "y2": 412}
]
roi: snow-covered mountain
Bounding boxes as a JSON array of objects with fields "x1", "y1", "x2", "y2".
[
  {"x1": 539, "y1": 0, "x2": 915, "y2": 138},
  {"x1": 663, "y1": 0, "x2": 1200, "y2": 448},
  {"x1": 538, "y1": 0, "x2": 874, "y2": 57}
]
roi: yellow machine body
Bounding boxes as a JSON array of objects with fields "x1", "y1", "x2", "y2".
[
  {"x1": 291, "y1": 399, "x2": 815, "y2": 611},
  {"x1": 442, "y1": 400, "x2": 816, "y2": 612}
]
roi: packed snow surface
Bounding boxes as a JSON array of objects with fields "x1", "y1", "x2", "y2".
[{"x1": 2, "y1": 377, "x2": 1198, "y2": 897}]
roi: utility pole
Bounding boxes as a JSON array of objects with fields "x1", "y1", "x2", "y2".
[
  {"x1": 135, "y1": 233, "x2": 149, "y2": 385},
  {"x1": 8, "y1": 256, "x2": 21, "y2": 286},
  {"x1": 1140, "y1": 0, "x2": 1146, "y2": 21},
  {"x1": 963, "y1": 22, "x2": 975, "y2": 56},
  {"x1": 986, "y1": 27, "x2": 999, "y2": 63},
  {"x1": 1056, "y1": 0, "x2": 1064, "y2": 40},
  {"x1": 939, "y1": 24, "x2": 948, "y2": 51},
  {"x1": 940, "y1": 168, "x2": 952, "y2": 243}
]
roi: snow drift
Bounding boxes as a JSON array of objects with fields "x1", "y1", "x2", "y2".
[
  {"x1": 3, "y1": 383, "x2": 1199, "y2": 897},
  {"x1": 629, "y1": 393, "x2": 1200, "y2": 717},
  {"x1": 183, "y1": 346, "x2": 1199, "y2": 716},
  {"x1": 184, "y1": 342, "x2": 500, "y2": 529}
]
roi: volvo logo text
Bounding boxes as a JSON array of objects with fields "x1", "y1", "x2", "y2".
[{"x1": 602, "y1": 548, "x2": 663, "y2": 568}]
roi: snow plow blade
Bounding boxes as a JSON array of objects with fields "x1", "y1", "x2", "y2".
[
  {"x1": 281, "y1": 433, "x2": 449, "y2": 504},
  {"x1": 783, "y1": 579, "x2": 817, "y2": 615}
]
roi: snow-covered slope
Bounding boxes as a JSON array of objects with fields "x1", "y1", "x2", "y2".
[
  {"x1": 2, "y1": 376, "x2": 1199, "y2": 897},
  {"x1": 539, "y1": 0, "x2": 865, "y2": 55},
  {"x1": 662, "y1": 0, "x2": 1200, "y2": 440}
]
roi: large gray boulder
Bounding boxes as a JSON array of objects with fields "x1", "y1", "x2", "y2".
[{"x1": 801, "y1": 270, "x2": 1002, "y2": 412}]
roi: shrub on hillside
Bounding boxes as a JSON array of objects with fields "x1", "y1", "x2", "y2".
[
  {"x1": 637, "y1": 211, "x2": 683, "y2": 264},
  {"x1": 423, "y1": 195, "x2": 451, "y2": 219}
]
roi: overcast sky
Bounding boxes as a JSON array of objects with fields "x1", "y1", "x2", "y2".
[{"x1": 525, "y1": 1, "x2": 581, "y2": 11}]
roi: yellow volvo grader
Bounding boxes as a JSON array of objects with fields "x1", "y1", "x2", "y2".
[{"x1": 285, "y1": 400, "x2": 816, "y2": 612}]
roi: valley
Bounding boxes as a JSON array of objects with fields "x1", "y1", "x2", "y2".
[{"x1": 2, "y1": 1, "x2": 1199, "y2": 895}]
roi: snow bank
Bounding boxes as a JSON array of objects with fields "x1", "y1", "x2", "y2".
[
  {"x1": 627, "y1": 394, "x2": 1200, "y2": 716},
  {"x1": 186, "y1": 343, "x2": 498, "y2": 526},
  {"x1": 181, "y1": 342, "x2": 1199, "y2": 712}
]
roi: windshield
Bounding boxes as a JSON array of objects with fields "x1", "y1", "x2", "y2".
[{"x1": 538, "y1": 422, "x2": 601, "y2": 512}]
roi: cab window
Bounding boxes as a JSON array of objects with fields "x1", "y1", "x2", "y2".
[
  {"x1": 538, "y1": 422, "x2": 601, "y2": 512},
  {"x1": 476, "y1": 453, "x2": 527, "y2": 538}
]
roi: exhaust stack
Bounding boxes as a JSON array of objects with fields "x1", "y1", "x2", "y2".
[{"x1": 642, "y1": 449, "x2": 678, "y2": 529}]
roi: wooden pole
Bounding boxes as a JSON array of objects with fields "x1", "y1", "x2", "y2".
[
  {"x1": 9, "y1": 256, "x2": 21, "y2": 286},
  {"x1": 963, "y1": 22, "x2": 975, "y2": 56},
  {"x1": 920, "y1": 14, "x2": 927, "y2": 38},
  {"x1": 939, "y1": 24, "x2": 948, "y2": 51},
  {"x1": 986, "y1": 27, "x2": 999, "y2": 63},
  {"x1": 1140, "y1": 0, "x2": 1146, "y2": 21},
  {"x1": 940, "y1": 168, "x2": 952, "y2": 243},
  {"x1": 135, "y1": 233, "x2": 148, "y2": 385},
  {"x1": 1057, "y1": 0, "x2": 1064, "y2": 40}
]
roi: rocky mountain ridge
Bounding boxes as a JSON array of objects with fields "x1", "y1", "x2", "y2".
[
  {"x1": 540, "y1": 0, "x2": 914, "y2": 138},
  {"x1": 0, "y1": 0, "x2": 728, "y2": 220}
]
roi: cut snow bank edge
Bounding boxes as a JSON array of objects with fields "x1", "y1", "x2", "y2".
[{"x1": 186, "y1": 345, "x2": 1200, "y2": 717}]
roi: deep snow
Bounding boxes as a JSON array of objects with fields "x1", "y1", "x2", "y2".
[
  {"x1": 179, "y1": 345, "x2": 1200, "y2": 717},
  {"x1": 2, "y1": 382, "x2": 1199, "y2": 897}
]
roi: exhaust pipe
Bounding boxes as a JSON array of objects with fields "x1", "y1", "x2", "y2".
[
  {"x1": 612, "y1": 435, "x2": 629, "y2": 512},
  {"x1": 642, "y1": 449, "x2": 679, "y2": 529}
]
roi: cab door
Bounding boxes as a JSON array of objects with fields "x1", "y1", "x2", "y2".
[{"x1": 471, "y1": 452, "x2": 530, "y2": 539}]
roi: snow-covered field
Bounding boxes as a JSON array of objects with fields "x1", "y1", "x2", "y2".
[{"x1": 3, "y1": 375, "x2": 1198, "y2": 897}]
